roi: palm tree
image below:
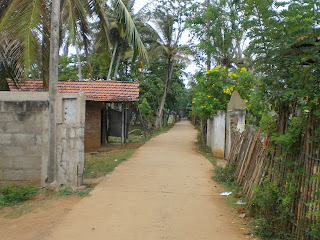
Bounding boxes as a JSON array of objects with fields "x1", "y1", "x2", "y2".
[
  {"x1": 61, "y1": 0, "x2": 93, "y2": 80},
  {"x1": 205, "y1": 0, "x2": 244, "y2": 70},
  {"x1": 0, "y1": 0, "x2": 91, "y2": 87},
  {"x1": 149, "y1": 8, "x2": 189, "y2": 128},
  {"x1": 97, "y1": 0, "x2": 149, "y2": 80},
  {"x1": 0, "y1": 0, "x2": 148, "y2": 86}
]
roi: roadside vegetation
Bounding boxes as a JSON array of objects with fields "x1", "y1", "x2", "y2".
[
  {"x1": 189, "y1": 0, "x2": 319, "y2": 239},
  {"x1": 0, "y1": 184, "x2": 37, "y2": 207}
]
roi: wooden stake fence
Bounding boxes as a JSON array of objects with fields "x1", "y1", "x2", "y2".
[{"x1": 227, "y1": 129, "x2": 319, "y2": 239}]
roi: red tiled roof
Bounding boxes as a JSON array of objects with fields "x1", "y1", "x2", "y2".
[{"x1": 6, "y1": 79, "x2": 139, "y2": 102}]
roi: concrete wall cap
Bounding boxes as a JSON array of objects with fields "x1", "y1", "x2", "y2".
[{"x1": 0, "y1": 92, "x2": 49, "y2": 101}]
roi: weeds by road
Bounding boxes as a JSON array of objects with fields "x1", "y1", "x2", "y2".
[{"x1": 84, "y1": 148, "x2": 137, "y2": 179}]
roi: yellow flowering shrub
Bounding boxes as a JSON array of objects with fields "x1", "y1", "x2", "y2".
[{"x1": 191, "y1": 65, "x2": 257, "y2": 119}]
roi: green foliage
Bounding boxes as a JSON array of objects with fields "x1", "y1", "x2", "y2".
[
  {"x1": 190, "y1": 66, "x2": 229, "y2": 119},
  {"x1": 0, "y1": 184, "x2": 37, "y2": 206},
  {"x1": 57, "y1": 186, "x2": 74, "y2": 196},
  {"x1": 187, "y1": 0, "x2": 245, "y2": 69},
  {"x1": 190, "y1": 66, "x2": 257, "y2": 119},
  {"x1": 251, "y1": 217, "x2": 293, "y2": 240},
  {"x1": 139, "y1": 98, "x2": 153, "y2": 116},
  {"x1": 90, "y1": 52, "x2": 110, "y2": 80},
  {"x1": 190, "y1": 1, "x2": 320, "y2": 238},
  {"x1": 138, "y1": 58, "x2": 188, "y2": 120},
  {"x1": 212, "y1": 164, "x2": 235, "y2": 185},
  {"x1": 245, "y1": 88, "x2": 265, "y2": 126},
  {"x1": 59, "y1": 56, "x2": 78, "y2": 80},
  {"x1": 250, "y1": 178, "x2": 295, "y2": 239},
  {"x1": 273, "y1": 117, "x2": 306, "y2": 154},
  {"x1": 76, "y1": 188, "x2": 93, "y2": 198},
  {"x1": 260, "y1": 113, "x2": 278, "y2": 135},
  {"x1": 139, "y1": 98, "x2": 154, "y2": 130},
  {"x1": 308, "y1": 197, "x2": 320, "y2": 237}
]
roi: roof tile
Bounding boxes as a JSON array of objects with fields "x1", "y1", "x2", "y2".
[{"x1": 6, "y1": 79, "x2": 139, "y2": 102}]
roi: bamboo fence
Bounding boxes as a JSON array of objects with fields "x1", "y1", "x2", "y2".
[{"x1": 227, "y1": 129, "x2": 320, "y2": 240}]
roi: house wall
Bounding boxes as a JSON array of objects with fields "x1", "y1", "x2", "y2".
[
  {"x1": 85, "y1": 102, "x2": 105, "y2": 150},
  {"x1": 0, "y1": 93, "x2": 49, "y2": 185}
]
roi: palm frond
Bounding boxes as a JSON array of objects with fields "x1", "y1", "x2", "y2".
[
  {"x1": 113, "y1": 0, "x2": 148, "y2": 65},
  {"x1": 0, "y1": 36, "x2": 24, "y2": 78},
  {"x1": 0, "y1": 0, "x2": 43, "y2": 73},
  {"x1": 149, "y1": 44, "x2": 171, "y2": 58},
  {"x1": 91, "y1": 0, "x2": 112, "y2": 48}
]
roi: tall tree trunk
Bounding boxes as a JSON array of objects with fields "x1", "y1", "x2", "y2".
[
  {"x1": 85, "y1": 48, "x2": 93, "y2": 80},
  {"x1": 113, "y1": 50, "x2": 121, "y2": 79},
  {"x1": 206, "y1": 0, "x2": 211, "y2": 71},
  {"x1": 48, "y1": 0, "x2": 61, "y2": 183},
  {"x1": 155, "y1": 58, "x2": 174, "y2": 128},
  {"x1": 206, "y1": 50, "x2": 211, "y2": 71},
  {"x1": 63, "y1": 35, "x2": 69, "y2": 57},
  {"x1": 41, "y1": 37, "x2": 50, "y2": 90},
  {"x1": 75, "y1": 41, "x2": 82, "y2": 81},
  {"x1": 41, "y1": 24, "x2": 50, "y2": 90},
  {"x1": 236, "y1": 40, "x2": 242, "y2": 60},
  {"x1": 107, "y1": 42, "x2": 118, "y2": 80}
]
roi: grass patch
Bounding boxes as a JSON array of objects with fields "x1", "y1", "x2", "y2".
[
  {"x1": 84, "y1": 148, "x2": 137, "y2": 178},
  {"x1": 212, "y1": 164, "x2": 235, "y2": 184},
  {"x1": 38, "y1": 184, "x2": 95, "y2": 199},
  {"x1": 0, "y1": 184, "x2": 38, "y2": 207}
]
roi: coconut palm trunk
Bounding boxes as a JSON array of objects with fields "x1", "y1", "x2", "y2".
[
  {"x1": 113, "y1": 50, "x2": 121, "y2": 79},
  {"x1": 155, "y1": 58, "x2": 174, "y2": 128},
  {"x1": 75, "y1": 41, "x2": 83, "y2": 81},
  {"x1": 85, "y1": 48, "x2": 93, "y2": 79},
  {"x1": 107, "y1": 42, "x2": 118, "y2": 80}
]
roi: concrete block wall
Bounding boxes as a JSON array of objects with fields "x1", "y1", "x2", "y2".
[
  {"x1": 0, "y1": 93, "x2": 49, "y2": 185},
  {"x1": 225, "y1": 110, "x2": 246, "y2": 159},
  {"x1": 85, "y1": 102, "x2": 104, "y2": 150},
  {"x1": 207, "y1": 111, "x2": 226, "y2": 159},
  {"x1": 56, "y1": 93, "x2": 85, "y2": 186},
  {"x1": 0, "y1": 92, "x2": 85, "y2": 187},
  {"x1": 207, "y1": 91, "x2": 246, "y2": 159}
]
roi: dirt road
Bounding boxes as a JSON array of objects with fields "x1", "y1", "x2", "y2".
[{"x1": 47, "y1": 120, "x2": 249, "y2": 240}]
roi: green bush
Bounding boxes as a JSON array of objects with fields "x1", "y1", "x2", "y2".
[
  {"x1": 0, "y1": 184, "x2": 37, "y2": 206},
  {"x1": 249, "y1": 179, "x2": 294, "y2": 239},
  {"x1": 212, "y1": 164, "x2": 235, "y2": 184}
]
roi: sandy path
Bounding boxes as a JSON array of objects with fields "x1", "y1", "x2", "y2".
[{"x1": 47, "y1": 120, "x2": 248, "y2": 240}]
